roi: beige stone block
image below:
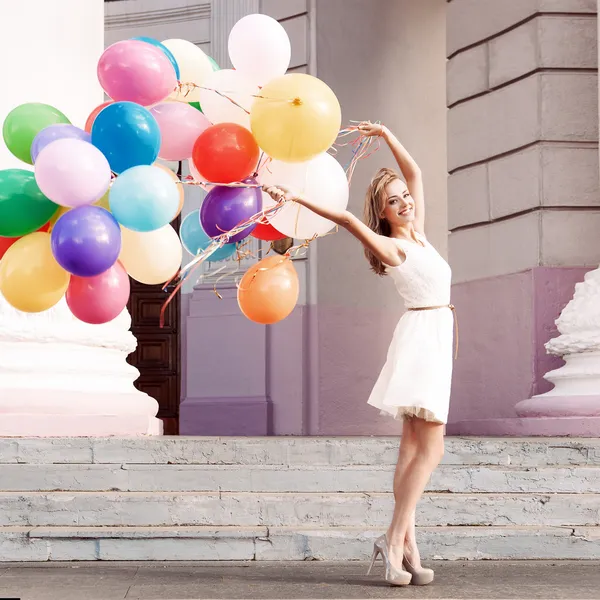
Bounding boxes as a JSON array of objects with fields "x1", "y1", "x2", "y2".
[
  {"x1": 489, "y1": 20, "x2": 538, "y2": 88},
  {"x1": 282, "y1": 15, "x2": 308, "y2": 69},
  {"x1": 541, "y1": 72, "x2": 599, "y2": 142},
  {"x1": 448, "y1": 76, "x2": 539, "y2": 171},
  {"x1": 541, "y1": 210, "x2": 600, "y2": 266},
  {"x1": 539, "y1": 15, "x2": 598, "y2": 69},
  {"x1": 449, "y1": 213, "x2": 541, "y2": 283},
  {"x1": 448, "y1": 164, "x2": 490, "y2": 229},
  {"x1": 538, "y1": 0, "x2": 597, "y2": 12},
  {"x1": 489, "y1": 146, "x2": 541, "y2": 219},
  {"x1": 261, "y1": 0, "x2": 307, "y2": 20},
  {"x1": 447, "y1": 0, "x2": 537, "y2": 56},
  {"x1": 447, "y1": 45, "x2": 488, "y2": 106},
  {"x1": 542, "y1": 145, "x2": 600, "y2": 207}
]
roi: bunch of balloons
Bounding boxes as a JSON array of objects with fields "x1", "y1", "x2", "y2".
[{"x1": 0, "y1": 13, "x2": 349, "y2": 327}]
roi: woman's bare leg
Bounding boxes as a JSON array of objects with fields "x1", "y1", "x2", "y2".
[{"x1": 386, "y1": 418, "x2": 445, "y2": 568}]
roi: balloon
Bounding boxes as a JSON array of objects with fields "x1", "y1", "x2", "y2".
[
  {"x1": 95, "y1": 189, "x2": 111, "y2": 212},
  {"x1": 192, "y1": 123, "x2": 259, "y2": 184},
  {"x1": 119, "y1": 225, "x2": 182, "y2": 285},
  {"x1": 0, "y1": 169, "x2": 59, "y2": 237},
  {"x1": 31, "y1": 124, "x2": 90, "y2": 163},
  {"x1": 261, "y1": 153, "x2": 348, "y2": 239},
  {"x1": 198, "y1": 69, "x2": 259, "y2": 129},
  {"x1": 180, "y1": 209, "x2": 237, "y2": 261},
  {"x1": 251, "y1": 221, "x2": 287, "y2": 242},
  {"x1": 200, "y1": 178, "x2": 261, "y2": 243},
  {"x1": 155, "y1": 163, "x2": 184, "y2": 217},
  {"x1": 251, "y1": 74, "x2": 341, "y2": 163},
  {"x1": 0, "y1": 232, "x2": 69, "y2": 313},
  {"x1": 34, "y1": 139, "x2": 111, "y2": 208},
  {"x1": 97, "y1": 40, "x2": 177, "y2": 106},
  {"x1": 150, "y1": 102, "x2": 210, "y2": 161},
  {"x1": 91, "y1": 102, "x2": 160, "y2": 174},
  {"x1": 132, "y1": 36, "x2": 180, "y2": 79},
  {"x1": 85, "y1": 101, "x2": 113, "y2": 133},
  {"x1": 237, "y1": 255, "x2": 299, "y2": 324},
  {"x1": 66, "y1": 261, "x2": 130, "y2": 325},
  {"x1": 228, "y1": 14, "x2": 291, "y2": 86},
  {"x1": 51, "y1": 206, "x2": 121, "y2": 277},
  {"x1": 0, "y1": 222, "x2": 50, "y2": 260},
  {"x1": 162, "y1": 39, "x2": 213, "y2": 103},
  {"x1": 208, "y1": 56, "x2": 220, "y2": 71},
  {"x1": 3, "y1": 103, "x2": 70, "y2": 165},
  {"x1": 110, "y1": 165, "x2": 179, "y2": 232},
  {"x1": 187, "y1": 159, "x2": 213, "y2": 192}
]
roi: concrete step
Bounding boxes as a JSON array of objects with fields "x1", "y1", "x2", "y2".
[
  {"x1": 0, "y1": 463, "x2": 598, "y2": 493},
  {"x1": 1, "y1": 491, "x2": 599, "y2": 528},
  {"x1": 1, "y1": 436, "x2": 599, "y2": 467},
  {"x1": 1, "y1": 525, "x2": 599, "y2": 561}
]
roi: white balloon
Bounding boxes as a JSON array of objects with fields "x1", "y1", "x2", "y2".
[
  {"x1": 260, "y1": 153, "x2": 349, "y2": 239},
  {"x1": 228, "y1": 14, "x2": 291, "y2": 87},
  {"x1": 162, "y1": 39, "x2": 213, "y2": 103},
  {"x1": 198, "y1": 69, "x2": 259, "y2": 130}
]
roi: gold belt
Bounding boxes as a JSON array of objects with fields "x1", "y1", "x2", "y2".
[{"x1": 407, "y1": 304, "x2": 458, "y2": 360}]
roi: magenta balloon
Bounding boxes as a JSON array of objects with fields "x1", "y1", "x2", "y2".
[
  {"x1": 34, "y1": 138, "x2": 111, "y2": 208},
  {"x1": 97, "y1": 40, "x2": 178, "y2": 106},
  {"x1": 66, "y1": 261, "x2": 130, "y2": 325},
  {"x1": 200, "y1": 178, "x2": 261, "y2": 243},
  {"x1": 151, "y1": 102, "x2": 211, "y2": 161}
]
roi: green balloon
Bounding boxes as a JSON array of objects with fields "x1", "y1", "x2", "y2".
[
  {"x1": 189, "y1": 101, "x2": 203, "y2": 113},
  {"x1": 0, "y1": 169, "x2": 59, "y2": 237},
  {"x1": 208, "y1": 56, "x2": 220, "y2": 72},
  {"x1": 3, "y1": 103, "x2": 70, "y2": 165}
]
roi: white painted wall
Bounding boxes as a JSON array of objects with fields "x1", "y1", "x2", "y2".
[{"x1": 0, "y1": 0, "x2": 104, "y2": 169}]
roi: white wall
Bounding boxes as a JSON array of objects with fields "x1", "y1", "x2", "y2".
[{"x1": 0, "y1": 0, "x2": 104, "y2": 169}]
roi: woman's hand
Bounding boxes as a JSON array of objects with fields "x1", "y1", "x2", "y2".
[
  {"x1": 357, "y1": 121, "x2": 385, "y2": 138},
  {"x1": 262, "y1": 184, "x2": 302, "y2": 204}
]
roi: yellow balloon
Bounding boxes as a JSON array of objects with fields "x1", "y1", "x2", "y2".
[
  {"x1": 94, "y1": 189, "x2": 111, "y2": 212},
  {"x1": 48, "y1": 192, "x2": 111, "y2": 232},
  {"x1": 251, "y1": 73, "x2": 342, "y2": 163},
  {"x1": 0, "y1": 232, "x2": 70, "y2": 312},
  {"x1": 119, "y1": 225, "x2": 183, "y2": 285}
]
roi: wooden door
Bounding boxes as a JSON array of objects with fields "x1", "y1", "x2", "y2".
[{"x1": 126, "y1": 212, "x2": 181, "y2": 435}]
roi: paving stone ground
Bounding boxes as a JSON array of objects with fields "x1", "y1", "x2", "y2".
[{"x1": 0, "y1": 560, "x2": 599, "y2": 600}]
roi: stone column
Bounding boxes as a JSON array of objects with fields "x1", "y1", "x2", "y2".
[
  {"x1": 445, "y1": 1, "x2": 599, "y2": 436},
  {"x1": 0, "y1": 0, "x2": 161, "y2": 436}
]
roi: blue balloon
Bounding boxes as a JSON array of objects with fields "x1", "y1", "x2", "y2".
[
  {"x1": 91, "y1": 102, "x2": 160, "y2": 174},
  {"x1": 180, "y1": 209, "x2": 237, "y2": 261},
  {"x1": 110, "y1": 165, "x2": 180, "y2": 232},
  {"x1": 132, "y1": 36, "x2": 180, "y2": 80}
]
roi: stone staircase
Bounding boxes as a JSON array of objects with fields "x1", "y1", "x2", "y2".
[{"x1": 0, "y1": 436, "x2": 599, "y2": 561}]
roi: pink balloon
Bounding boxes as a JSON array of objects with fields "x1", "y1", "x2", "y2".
[
  {"x1": 35, "y1": 138, "x2": 111, "y2": 208},
  {"x1": 98, "y1": 40, "x2": 177, "y2": 106},
  {"x1": 66, "y1": 261, "x2": 131, "y2": 325},
  {"x1": 151, "y1": 103, "x2": 211, "y2": 161},
  {"x1": 187, "y1": 158, "x2": 214, "y2": 192}
]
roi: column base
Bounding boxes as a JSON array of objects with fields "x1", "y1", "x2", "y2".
[
  {"x1": 446, "y1": 417, "x2": 600, "y2": 437},
  {"x1": 179, "y1": 397, "x2": 271, "y2": 436}
]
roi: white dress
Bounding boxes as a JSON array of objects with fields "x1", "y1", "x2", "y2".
[{"x1": 367, "y1": 234, "x2": 453, "y2": 424}]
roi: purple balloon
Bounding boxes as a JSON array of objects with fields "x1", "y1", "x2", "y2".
[
  {"x1": 31, "y1": 124, "x2": 91, "y2": 163},
  {"x1": 200, "y1": 178, "x2": 262, "y2": 243},
  {"x1": 51, "y1": 206, "x2": 121, "y2": 277}
]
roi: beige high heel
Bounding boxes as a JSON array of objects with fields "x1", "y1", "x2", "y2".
[
  {"x1": 403, "y1": 554, "x2": 434, "y2": 586},
  {"x1": 366, "y1": 534, "x2": 412, "y2": 586}
]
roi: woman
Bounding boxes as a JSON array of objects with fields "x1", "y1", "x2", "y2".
[{"x1": 263, "y1": 122, "x2": 452, "y2": 587}]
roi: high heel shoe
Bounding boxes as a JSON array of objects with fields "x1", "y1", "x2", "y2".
[
  {"x1": 366, "y1": 534, "x2": 412, "y2": 586},
  {"x1": 403, "y1": 554, "x2": 434, "y2": 586}
]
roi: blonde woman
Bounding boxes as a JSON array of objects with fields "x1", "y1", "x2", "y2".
[{"x1": 263, "y1": 122, "x2": 452, "y2": 587}]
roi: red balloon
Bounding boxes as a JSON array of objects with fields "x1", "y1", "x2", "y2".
[
  {"x1": 85, "y1": 101, "x2": 113, "y2": 134},
  {"x1": 192, "y1": 123, "x2": 259, "y2": 184},
  {"x1": 251, "y1": 221, "x2": 287, "y2": 241},
  {"x1": 0, "y1": 222, "x2": 50, "y2": 260},
  {"x1": 66, "y1": 261, "x2": 130, "y2": 325}
]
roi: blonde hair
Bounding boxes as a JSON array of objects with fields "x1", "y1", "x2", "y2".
[{"x1": 363, "y1": 167, "x2": 401, "y2": 276}]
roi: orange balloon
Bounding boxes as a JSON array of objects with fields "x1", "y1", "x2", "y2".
[
  {"x1": 237, "y1": 255, "x2": 299, "y2": 325},
  {"x1": 155, "y1": 163, "x2": 184, "y2": 218},
  {"x1": 85, "y1": 101, "x2": 113, "y2": 133}
]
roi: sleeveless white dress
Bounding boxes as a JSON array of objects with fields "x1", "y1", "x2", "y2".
[{"x1": 367, "y1": 234, "x2": 453, "y2": 424}]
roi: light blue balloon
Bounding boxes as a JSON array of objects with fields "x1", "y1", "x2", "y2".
[
  {"x1": 180, "y1": 209, "x2": 237, "y2": 261},
  {"x1": 132, "y1": 36, "x2": 180, "y2": 80},
  {"x1": 110, "y1": 165, "x2": 179, "y2": 232}
]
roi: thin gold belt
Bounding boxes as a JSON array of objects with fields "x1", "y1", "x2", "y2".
[{"x1": 407, "y1": 304, "x2": 458, "y2": 360}]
